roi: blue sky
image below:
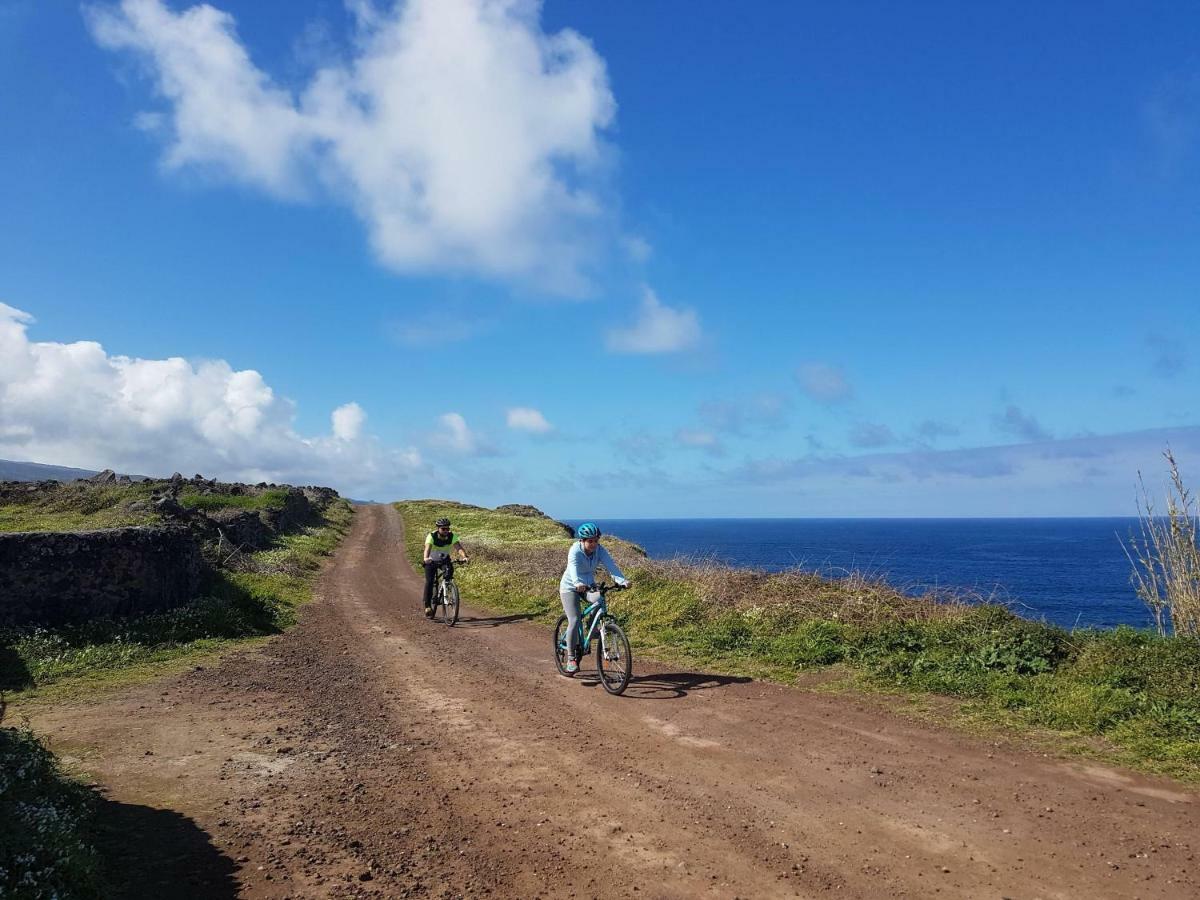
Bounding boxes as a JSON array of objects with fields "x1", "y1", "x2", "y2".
[{"x1": 1, "y1": 0, "x2": 1197, "y2": 516}]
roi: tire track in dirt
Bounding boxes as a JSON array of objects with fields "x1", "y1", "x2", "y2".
[{"x1": 23, "y1": 504, "x2": 1200, "y2": 898}]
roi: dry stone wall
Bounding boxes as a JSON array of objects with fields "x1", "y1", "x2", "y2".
[
  {"x1": 0, "y1": 475, "x2": 341, "y2": 628},
  {"x1": 0, "y1": 525, "x2": 205, "y2": 627}
]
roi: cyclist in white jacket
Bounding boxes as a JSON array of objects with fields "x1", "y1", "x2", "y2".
[{"x1": 559, "y1": 522, "x2": 629, "y2": 673}]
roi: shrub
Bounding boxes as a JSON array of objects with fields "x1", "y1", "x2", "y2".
[{"x1": 0, "y1": 727, "x2": 101, "y2": 899}]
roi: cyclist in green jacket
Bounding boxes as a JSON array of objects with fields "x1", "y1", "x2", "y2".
[{"x1": 423, "y1": 517, "x2": 468, "y2": 617}]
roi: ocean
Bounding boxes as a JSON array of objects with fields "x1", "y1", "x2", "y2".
[{"x1": 575, "y1": 518, "x2": 1152, "y2": 630}]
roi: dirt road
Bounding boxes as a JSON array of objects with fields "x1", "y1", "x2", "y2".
[{"x1": 24, "y1": 504, "x2": 1199, "y2": 898}]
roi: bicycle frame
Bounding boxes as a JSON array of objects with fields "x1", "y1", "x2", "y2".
[{"x1": 575, "y1": 592, "x2": 607, "y2": 653}]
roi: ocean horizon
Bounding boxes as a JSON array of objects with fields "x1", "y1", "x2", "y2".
[{"x1": 566, "y1": 517, "x2": 1152, "y2": 631}]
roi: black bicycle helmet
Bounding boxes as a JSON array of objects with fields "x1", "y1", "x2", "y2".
[{"x1": 434, "y1": 517, "x2": 451, "y2": 527}]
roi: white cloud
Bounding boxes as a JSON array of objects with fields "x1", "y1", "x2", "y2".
[
  {"x1": 331, "y1": 401, "x2": 366, "y2": 441},
  {"x1": 0, "y1": 303, "x2": 421, "y2": 495},
  {"x1": 507, "y1": 406, "x2": 553, "y2": 434},
  {"x1": 429, "y1": 411, "x2": 497, "y2": 456},
  {"x1": 796, "y1": 362, "x2": 853, "y2": 404},
  {"x1": 88, "y1": 0, "x2": 617, "y2": 294},
  {"x1": 605, "y1": 286, "x2": 701, "y2": 355}
]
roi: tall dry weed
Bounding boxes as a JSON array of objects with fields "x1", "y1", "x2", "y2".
[{"x1": 1124, "y1": 449, "x2": 1200, "y2": 637}]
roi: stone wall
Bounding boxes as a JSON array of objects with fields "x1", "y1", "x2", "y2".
[{"x1": 0, "y1": 526, "x2": 205, "y2": 627}]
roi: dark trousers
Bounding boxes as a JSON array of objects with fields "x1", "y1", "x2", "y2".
[{"x1": 422, "y1": 559, "x2": 453, "y2": 607}]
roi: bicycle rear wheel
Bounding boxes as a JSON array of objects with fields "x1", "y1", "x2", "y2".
[
  {"x1": 433, "y1": 582, "x2": 448, "y2": 623},
  {"x1": 595, "y1": 618, "x2": 632, "y2": 695},
  {"x1": 442, "y1": 581, "x2": 460, "y2": 626},
  {"x1": 552, "y1": 614, "x2": 572, "y2": 676}
]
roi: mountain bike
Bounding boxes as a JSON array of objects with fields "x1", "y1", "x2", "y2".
[
  {"x1": 433, "y1": 559, "x2": 465, "y2": 626},
  {"x1": 554, "y1": 583, "x2": 632, "y2": 695}
]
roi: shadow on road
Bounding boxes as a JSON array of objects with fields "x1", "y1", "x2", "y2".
[
  {"x1": 578, "y1": 671, "x2": 753, "y2": 700},
  {"x1": 455, "y1": 612, "x2": 538, "y2": 628},
  {"x1": 95, "y1": 797, "x2": 239, "y2": 899}
]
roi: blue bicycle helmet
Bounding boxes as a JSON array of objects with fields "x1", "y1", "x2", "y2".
[{"x1": 576, "y1": 522, "x2": 601, "y2": 539}]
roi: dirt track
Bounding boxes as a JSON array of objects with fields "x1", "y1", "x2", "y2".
[{"x1": 23, "y1": 504, "x2": 1200, "y2": 898}]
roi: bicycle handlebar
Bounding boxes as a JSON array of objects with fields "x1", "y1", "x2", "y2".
[{"x1": 588, "y1": 582, "x2": 628, "y2": 593}]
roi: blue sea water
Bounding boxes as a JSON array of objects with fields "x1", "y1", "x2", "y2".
[{"x1": 575, "y1": 518, "x2": 1151, "y2": 631}]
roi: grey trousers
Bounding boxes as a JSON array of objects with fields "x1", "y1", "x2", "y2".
[{"x1": 560, "y1": 590, "x2": 582, "y2": 659}]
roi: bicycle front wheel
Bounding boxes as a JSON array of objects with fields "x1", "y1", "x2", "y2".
[
  {"x1": 595, "y1": 618, "x2": 632, "y2": 695},
  {"x1": 443, "y1": 581, "x2": 460, "y2": 626},
  {"x1": 552, "y1": 614, "x2": 572, "y2": 676}
]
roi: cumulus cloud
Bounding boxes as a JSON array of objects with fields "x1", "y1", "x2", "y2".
[
  {"x1": 506, "y1": 406, "x2": 553, "y2": 434},
  {"x1": 429, "y1": 412, "x2": 498, "y2": 456},
  {"x1": 87, "y1": 0, "x2": 616, "y2": 293},
  {"x1": 605, "y1": 286, "x2": 701, "y2": 355},
  {"x1": 331, "y1": 402, "x2": 366, "y2": 441},
  {"x1": 796, "y1": 362, "x2": 853, "y2": 404},
  {"x1": 0, "y1": 303, "x2": 420, "y2": 494},
  {"x1": 994, "y1": 404, "x2": 1051, "y2": 442}
]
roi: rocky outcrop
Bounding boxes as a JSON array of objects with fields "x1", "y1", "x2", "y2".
[
  {"x1": 148, "y1": 478, "x2": 339, "y2": 551},
  {"x1": 0, "y1": 526, "x2": 205, "y2": 627},
  {"x1": 493, "y1": 504, "x2": 576, "y2": 537}
]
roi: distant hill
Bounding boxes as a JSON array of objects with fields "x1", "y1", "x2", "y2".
[{"x1": 0, "y1": 459, "x2": 101, "y2": 482}]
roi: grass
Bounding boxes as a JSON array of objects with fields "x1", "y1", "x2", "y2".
[
  {"x1": 396, "y1": 500, "x2": 1200, "y2": 782},
  {"x1": 177, "y1": 487, "x2": 291, "y2": 512},
  {"x1": 0, "y1": 500, "x2": 353, "y2": 693},
  {"x1": 0, "y1": 482, "x2": 161, "y2": 532}
]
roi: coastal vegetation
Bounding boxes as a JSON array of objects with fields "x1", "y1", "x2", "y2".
[
  {"x1": 1125, "y1": 449, "x2": 1200, "y2": 638},
  {"x1": 396, "y1": 499, "x2": 1200, "y2": 782}
]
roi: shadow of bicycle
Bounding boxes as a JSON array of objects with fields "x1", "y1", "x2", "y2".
[
  {"x1": 578, "y1": 671, "x2": 752, "y2": 700},
  {"x1": 455, "y1": 612, "x2": 539, "y2": 628}
]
